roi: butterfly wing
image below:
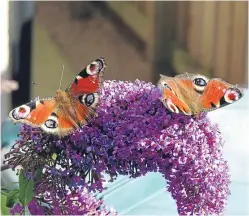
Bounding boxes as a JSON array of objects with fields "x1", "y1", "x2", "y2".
[
  {"x1": 199, "y1": 78, "x2": 244, "y2": 112},
  {"x1": 9, "y1": 99, "x2": 78, "y2": 136},
  {"x1": 158, "y1": 73, "x2": 244, "y2": 116},
  {"x1": 66, "y1": 57, "x2": 106, "y2": 96},
  {"x1": 157, "y1": 75, "x2": 193, "y2": 115},
  {"x1": 65, "y1": 57, "x2": 107, "y2": 126}
]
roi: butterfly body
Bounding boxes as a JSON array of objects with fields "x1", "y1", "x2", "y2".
[
  {"x1": 157, "y1": 73, "x2": 243, "y2": 116},
  {"x1": 9, "y1": 58, "x2": 106, "y2": 137}
]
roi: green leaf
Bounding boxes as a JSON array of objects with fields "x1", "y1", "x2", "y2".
[
  {"x1": 6, "y1": 189, "x2": 20, "y2": 208},
  {"x1": 1, "y1": 194, "x2": 11, "y2": 215},
  {"x1": 18, "y1": 170, "x2": 34, "y2": 206}
]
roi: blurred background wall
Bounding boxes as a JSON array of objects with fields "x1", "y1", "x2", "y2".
[
  {"x1": 9, "y1": 1, "x2": 35, "y2": 108},
  {"x1": 5, "y1": 1, "x2": 249, "y2": 112}
]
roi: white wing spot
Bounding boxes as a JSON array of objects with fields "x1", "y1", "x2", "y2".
[
  {"x1": 166, "y1": 99, "x2": 179, "y2": 113},
  {"x1": 11, "y1": 105, "x2": 31, "y2": 120},
  {"x1": 41, "y1": 115, "x2": 60, "y2": 134}
]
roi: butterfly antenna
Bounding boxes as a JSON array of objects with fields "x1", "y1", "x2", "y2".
[{"x1": 58, "y1": 65, "x2": 65, "y2": 90}]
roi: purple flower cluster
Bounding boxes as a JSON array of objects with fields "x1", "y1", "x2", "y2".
[
  {"x1": 10, "y1": 187, "x2": 116, "y2": 215},
  {"x1": 5, "y1": 80, "x2": 230, "y2": 215},
  {"x1": 10, "y1": 203, "x2": 23, "y2": 215}
]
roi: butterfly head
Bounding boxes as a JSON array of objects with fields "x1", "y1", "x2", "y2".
[{"x1": 55, "y1": 89, "x2": 70, "y2": 103}]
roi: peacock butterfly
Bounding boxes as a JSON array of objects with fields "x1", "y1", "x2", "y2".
[
  {"x1": 157, "y1": 73, "x2": 244, "y2": 116},
  {"x1": 9, "y1": 58, "x2": 106, "y2": 137}
]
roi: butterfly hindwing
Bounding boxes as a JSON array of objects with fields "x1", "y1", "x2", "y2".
[
  {"x1": 158, "y1": 75, "x2": 193, "y2": 115},
  {"x1": 74, "y1": 97, "x2": 97, "y2": 125}
]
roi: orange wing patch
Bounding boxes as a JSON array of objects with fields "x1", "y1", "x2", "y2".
[{"x1": 200, "y1": 79, "x2": 243, "y2": 111}]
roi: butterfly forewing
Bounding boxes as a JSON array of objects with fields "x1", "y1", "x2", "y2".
[
  {"x1": 66, "y1": 58, "x2": 106, "y2": 96},
  {"x1": 199, "y1": 78, "x2": 244, "y2": 112},
  {"x1": 9, "y1": 99, "x2": 56, "y2": 126},
  {"x1": 65, "y1": 58, "x2": 106, "y2": 127}
]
